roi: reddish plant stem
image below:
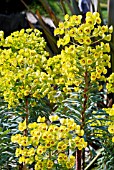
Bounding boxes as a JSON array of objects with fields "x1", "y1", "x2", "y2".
[
  {"x1": 19, "y1": 164, "x2": 23, "y2": 170},
  {"x1": 82, "y1": 149, "x2": 85, "y2": 170},
  {"x1": 81, "y1": 71, "x2": 88, "y2": 129},
  {"x1": 76, "y1": 149, "x2": 82, "y2": 170},
  {"x1": 76, "y1": 71, "x2": 88, "y2": 170}
]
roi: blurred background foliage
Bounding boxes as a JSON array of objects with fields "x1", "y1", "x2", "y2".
[{"x1": 29, "y1": 0, "x2": 108, "y2": 21}]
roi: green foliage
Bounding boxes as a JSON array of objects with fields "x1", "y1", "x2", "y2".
[
  {"x1": 29, "y1": 0, "x2": 74, "y2": 20},
  {"x1": 0, "y1": 96, "x2": 19, "y2": 169},
  {"x1": 94, "y1": 140, "x2": 114, "y2": 170},
  {"x1": 29, "y1": 0, "x2": 107, "y2": 19}
]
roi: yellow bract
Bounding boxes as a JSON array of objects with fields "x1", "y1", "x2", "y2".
[
  {"x1": 104, "y1": 106, "x2": 114, "y2": 142},
  {"x1": 106, "y1": 73, "x2": 114, "y2": 93},
  {"x1": 49, "y1": 115, "x2": 59, "y2": 122},
  {"x1": 37, "y1": 116, "x2": 45, "y2": 123},
  {"x1": 11, "y1": 116, "x2": 87, "y2": 169},
  {"x1": 18, "y1": 120, "x2": 26, "y2": 131},
  {"x1": 44, "y1": 12, "x2": 112, "y2": 103},
  {"x1": 108, "y1": 125, "x2": 114, "y2": 134},
  {"x1": 0, "y1": 29, "x2": 49, "y2": 108}
]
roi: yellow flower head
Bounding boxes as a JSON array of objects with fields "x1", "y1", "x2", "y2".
[
  {"x1": 64, "y1": 14, "x2": 70, "y2": 21},
  {"x1": 93, "y1": 12, "x2": 100, "y2": 17},
  {"x1": 86, "y1": 17, "x2": 94, "y2": 25},
  {"x1": 15, "y1": 148, "x2": 22, "y2": 157},
  {"x1": 49, "y1": 115, "x2": 59, "y2": 122},
  {"x1": 37, "y1": 116, "x2": 45, "y2": 123},
  {"x1": 108, "y1": 125, "x2": 114, "y2": 134},
  {"x1": 19, "y1": 156, "x2": 25, "y2": 164},
  {"x1": 87, "y1": 58, "x2": 92, "y2": 65},
  {"x1": 80, "y1": 58, "x2": 87, "y2": 66},
  {"x1": 112, "y1": 136, "x2": 114, "y2": 142},
  {"x1": 20, "y1": 136, "x2": 29, "y2": 146},
  {"x1": 28, "y1": 122, "x2": 38, "y2": 129},
  {"x1": 101, "y1": 25, "x2": 108, "y2": 33},
  {"x1": 86, "y1": 11, "x2": 93, "y2": 17},
  {"x1": 18, "y1": 120, "x2": 26, "y2": 131},
  {"x1": 66, "y1": 161, "x2": 74, "y2": 169},
  {"x1": 84, "y1": 37, "x2": 91, "y2": 45},
  {"x1": 60, "y1": 118, "x2": 67, "y2": 125},
  {"x1": 69, "y1": 155, "x2": 75, "y2": 163},
  {"x1": 109, "y1": 25, "x2": 113, "y2": 33},
  {"x1": 37, "y1": 145, "x2": 46, "y2": 155},
  {"x1": 11, "y1": 134, "x2": 22, "y2": 143},
  {"x1": 91, "y1": 72, "x2": 96, "y2": 81},
  {"x1": 96, "y1": 17, "x2": 101, "y2": 24},
  {"x1": 70, "y1": 15, "x2": 82, "y2": 25},
  {"x1": 83, "y1": 26, "x2": 91, "y2": 35},
  {"x1": 47, "y1": 160, "x2": 54, "y2": 169}
]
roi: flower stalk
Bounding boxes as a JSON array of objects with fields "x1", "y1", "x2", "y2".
[
  {"x1": 76, "y1": 149, "x2": 82, "y2": 170},
  {"x1": 76, "y1": 70, "x2": 88, "y2": 170}
]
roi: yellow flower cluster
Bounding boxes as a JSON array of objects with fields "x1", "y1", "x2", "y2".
[
  {"x1": 106, "y1": 73, "x2": 114, "y2": 93},
  {"x1": 104, "y1": 105, "x2": 114, "y2": 142},
  {"x1": 105, "y1": 73, "x2": 114, "y2": 142},
  {"x1": 11, "y1": 116, "x2": 87, "y2": 169},
  {"x1": 54, "y1": 12, "x2": 112, "y2": 45},
  {"x1": 45, "y1": 12, "x2": 112, "y2": 103},
  {"x1": 104, "y1": 105, "x2": 114, "y2": 117},
  {"x1": 0, "y1": 13, "x2": 112, "y2": 106},
  {"x1": 0, "y1": 29, "x2": 49, "y2": 108}
]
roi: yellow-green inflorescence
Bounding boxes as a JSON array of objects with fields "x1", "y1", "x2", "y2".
[
  {"x1": 0, "y1": 28, "x2": 51, "y2": 108},
  {"x1": 45, "y1": 12, "x2": 112, "y2": 103},
  {"x1": 11, "y1": 116, "x2": 87, "y2": 169},
  {"x1": 106, "y1": 73, "x2": 114, "y2": 93},
  {"x1": 104, "y1": 73, "x2": 114, "y2": 142},
  {"x1": 0, "y1": 12, "x2": 112, "y2": 105},
  {"x1": 104, "y1": 105, "x2": 114, "y2": 143}
]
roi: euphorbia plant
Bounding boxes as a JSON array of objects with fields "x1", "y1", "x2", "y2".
[
  {"x1": 0, "y1": 28, "x2": 87, "y2": 169},
  {"x1": 0, "y1": 28, "x2": 51, "y2": 169},
  {"x1": 44, "y1": 11, "x2": 113, "y2": 169},
  {"x1": 0, "y1": 11, "x2": 113, "y2": 170},
  {"x1": 11, "y1": 115, "x2": 87, "y2": 169}
]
